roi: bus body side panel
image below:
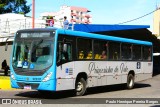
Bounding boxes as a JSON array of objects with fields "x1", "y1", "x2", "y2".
[
  {"x1": 134, "y1": 62, "x2": 153, "y2": 82},
  {"x1": 55, "y1": 29, "x2": 153, "y2": 91},
  {"x1": 55, "y1": 61, "x2": 153, "y2": 91},
  {"x1": 56, "y1": 62, "x2": 75, "y2": 91}
]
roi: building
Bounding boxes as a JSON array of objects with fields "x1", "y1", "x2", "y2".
[
  {"x1": 0, "y1": 13, "x2": 45, "y2": 40},
  {"x1": 40, "y1": 5, "x2": 92, "y2": 28},
  {"x1": 153, "y1": 7, "x2": 160, "y2": 39},
  {"x1": 0, "y1": 13, "x2": 45, "y2": 67}
]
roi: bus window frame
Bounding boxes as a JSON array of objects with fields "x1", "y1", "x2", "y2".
[
  {"x1": 142, "y1": 45, "x2": 152, "y2": 62},
  {"x1": 93, "y1": 39, "x2": 109, "y2": 61},
  {"x1": 76, "y1": 37, "x2": 93, "y2": 60},
  {"x1": 108, "y1": 41, "x2": 121, "y2": 61},
  {"x1": 132, "y1": 44, "x2": 142, "y2": 61},
  {"x1": 74, "y1": 35, "x2": 152, "y2": 62}
]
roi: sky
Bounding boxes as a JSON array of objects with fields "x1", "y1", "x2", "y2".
[{"x1": 26, "y1": 0, "x2": 160, "y2": 32}]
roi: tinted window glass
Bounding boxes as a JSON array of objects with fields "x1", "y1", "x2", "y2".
[
  {"x1": 143, "y1": 46, "x2": 152, "y2": 61},
  {"x1": 108, "y1": 42, "x2": 120, "y2": 60},
  {"x1": 77, "y1": 38, "x2": 92, "y2": 59},
  {"x1": 94, "y1": 40, "x2": 108, "y2": 60},
  {"x1": 132, "y1": 45, "x2": 142, "y2": 60},
  {"x1": 121, "y1": 43, "x2": 132, "y2": 60}
]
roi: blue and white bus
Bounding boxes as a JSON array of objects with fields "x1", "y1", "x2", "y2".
[{"x1": 10, "y1": 28, "x2": 153, "y2": 96}]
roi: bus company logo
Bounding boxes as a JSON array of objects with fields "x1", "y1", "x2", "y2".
[
  {"x1": 120, "y1": 63, "x2": 128, "y2": 72},
  {"x1": 88, "y1": 62, "x2": 95, "y2": 74},
  {"x1": 88, "y1": 62, "x2": 113, "y2": 75},
  {"x1": 88, "y1": 62, "x2": 129, "y2": 76}
]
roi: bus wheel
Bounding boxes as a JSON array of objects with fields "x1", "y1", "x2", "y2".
[
  {"x1": 38, "y1": 90, "x2": 47, "y2": 94},
  {"x1": 75, "y1": 78, "x2": 87, "y2": 96},
  {"x1": 127, "y1": 74, "x2": 134, "y2": 89}
]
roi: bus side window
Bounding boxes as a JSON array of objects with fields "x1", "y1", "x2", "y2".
[
  {"x1": 62, "y1": 43, "x2": 72, "y2": 61},
  {"x1": 108, "y1": 42, "x2": 120, "y2": 60},
  {"x1": 77, "y1": 38, "x2": 92, "y2": 60},
  {"x1": 86, "y1": 51, "x2": 92, "y2": 59},
  {"x1": 121, "y1": 43, "x2": 132, "y2": 60},
  {"x1": 94, "y1": 40, "x2": 108, "y2": 60},
  {"x1": 66, "y1": 43, "x2": 72, "y2": 61},
  {"x1": 57, "y1": 42, "x2": 72, "y2": 66},
  {"x1": 132, "y1": 45, "x2": 141, "y2": 60},
  {"x1": 79, "y1": 51, "x2": 84, "y2": 59},
  {"x1": 113, "y1": 52, "x2": 118, "y2": 60},
  {"x1": 143, "y1": 46, "x2": 152, "y2": 61}
]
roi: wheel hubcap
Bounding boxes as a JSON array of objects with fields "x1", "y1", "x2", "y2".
[
  {"x1": 76, "y1": 82, "x2": 83, "y2": 92},
  {"x1": 129, "y1": 78, "x2": 133, "y2": 87}
]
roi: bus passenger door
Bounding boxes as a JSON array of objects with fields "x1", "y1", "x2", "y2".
[{"x1": 56, "y1": 42, "x2": 75, "y2": 90}]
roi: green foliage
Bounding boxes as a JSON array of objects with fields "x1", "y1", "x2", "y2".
[{"x1": 0, "y1": 0, "x2": 31, "y2": 15}]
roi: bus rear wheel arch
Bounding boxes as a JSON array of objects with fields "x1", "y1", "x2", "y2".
[
  {"x1": 127, "y1": 71, "x2": 135, "y2": 89},
  {"x1": 75, "y1": 73, "x2": 87, "y2": 96}
]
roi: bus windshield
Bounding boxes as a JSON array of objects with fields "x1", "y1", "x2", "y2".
[{"x1": 12, "y1": 39, "x2": 53, "y2": 71}]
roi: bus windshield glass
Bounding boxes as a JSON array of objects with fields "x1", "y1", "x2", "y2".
[{"x1": 12, "y1": 32, "x2": 54, "y2": 71}]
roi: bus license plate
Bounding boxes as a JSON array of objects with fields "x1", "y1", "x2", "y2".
[{"x1": 24, "y1": 85, "x2": 31, "y2": 90}]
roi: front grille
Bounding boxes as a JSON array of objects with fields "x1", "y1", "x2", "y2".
[
  {"x1": 13, "y1": 68, "x2": 47, "y2": 76},
  {"x1": 17, "y1": 82, "x2": 39, "y2": 89},
  {"x1": 15, "y1": 70, "x2": 45, "y2": 76}
]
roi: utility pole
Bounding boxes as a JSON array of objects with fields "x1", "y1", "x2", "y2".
[{"x1": 32, "y1": 0, "x2": 35, "y2": 28}]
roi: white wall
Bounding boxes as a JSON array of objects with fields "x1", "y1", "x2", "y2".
[{"x1": 0, "y1": 45, "x2": 12, "y2": 68}]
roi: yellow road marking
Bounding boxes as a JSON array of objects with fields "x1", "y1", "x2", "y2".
[
  {"x1": 0, "y1": 76, "x2": 10, "y2": 79},
  {"x1": 0, "y1": 76, "x2": 15, "y2": 90}
]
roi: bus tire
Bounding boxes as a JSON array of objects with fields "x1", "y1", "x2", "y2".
[
  {"x1": 127, "y1": 74, "x2": 134, "y2": 89},
  {"x1": 75, "y1": 78, "x2": 87, "y2": 96},
  {"x1": 38, "y1": 90, "x2": 46, "y2": 94}
]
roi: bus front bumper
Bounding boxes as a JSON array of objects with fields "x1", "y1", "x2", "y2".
[{"x1": 11, "y1": 79, "x2": 56, "y2": 91}]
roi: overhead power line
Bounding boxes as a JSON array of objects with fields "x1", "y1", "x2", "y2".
[{"x1": 117, "y1": 8, "x2": 160, "y2": 25}]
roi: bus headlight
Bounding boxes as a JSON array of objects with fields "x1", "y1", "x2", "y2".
[
  {"x1": 42, "y1": 72, "x2": 52, "y2": 82},
  {"x1": 11, "y1": 73, "x2": 15, "y2": 80}
]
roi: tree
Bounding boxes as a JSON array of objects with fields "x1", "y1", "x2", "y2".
[
  {"x1": 0, "y1": 0, "x2": 6, "y2": 13},
  {"x1": 0, "y1": 0, "x2": 31, "y2": 15}
]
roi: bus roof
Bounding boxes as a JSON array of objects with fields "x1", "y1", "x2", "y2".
[
  {"x1": 17, "y1": 28, "x2": 152, "y2": 46},
  {"x1": 57, "y1": 29, "x2": 152, "y2": 46},
  {"x1": 69, "y1": 24, "x2": 150, "y2": 33},
  {"x1": 17, "y1": 24, "x2": 149, "y2": 33}
]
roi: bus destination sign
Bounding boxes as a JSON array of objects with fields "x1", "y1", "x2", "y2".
[{"x1": 20, "y1": 32, "x2": 51, "y2": 38}]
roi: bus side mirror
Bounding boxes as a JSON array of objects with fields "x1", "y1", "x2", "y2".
[{"x1": 5, "y1": 43, "x2": 8, "y2": 51}]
